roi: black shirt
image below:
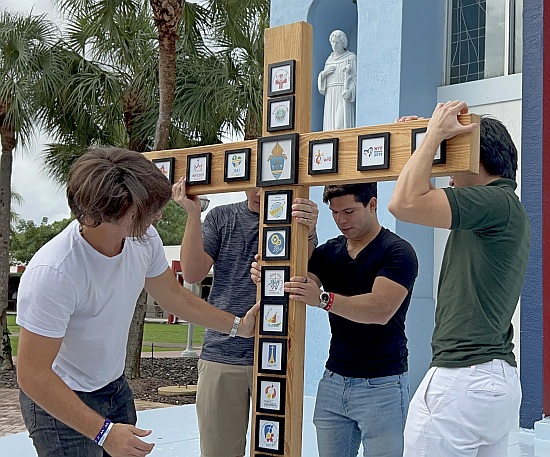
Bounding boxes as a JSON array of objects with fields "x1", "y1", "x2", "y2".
[{"x1": 309, "y1": 228, "x2": 418, "y2": 378}]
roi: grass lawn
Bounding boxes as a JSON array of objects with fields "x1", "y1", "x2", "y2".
[{"x1": 6, "y1": 314, "x2": 203, "y2": 355}]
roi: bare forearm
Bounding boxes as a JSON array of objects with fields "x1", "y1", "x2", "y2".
[
  {"x1": 18, "y1": 369, "x2": 104, "y2": 441},
  {"x1": 179, "y1": 214, "x2": 211, "y2": 283},
  {"x1": 390, "y1": 136, "x2": 438, "y2": 212},
  {"x1": 329, "y1": 293, "x2": 396, "y2": 325}
]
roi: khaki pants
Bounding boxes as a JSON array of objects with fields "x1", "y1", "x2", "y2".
[{"x1": 197, "y1": 359, "x2": 254, "y2": 457}]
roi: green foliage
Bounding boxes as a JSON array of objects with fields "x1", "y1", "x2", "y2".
[
  {"x1": 153, "y1": 200, "x2": 188, "y2": 246},
  {"x1": 10, "y1": 217, "x2": 73, "y2": 264}
]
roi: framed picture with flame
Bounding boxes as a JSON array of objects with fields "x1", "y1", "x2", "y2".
[
  {"x1": 259, "y1": 302, "x2": 288, "y2": 336},
  {"x1": 224, "y1": 148, "x2": 251, "y2": 182},
  {"x1": 152, "y1": 157, "x2": 175, "y2": 183},
  {"x1": 186, "y1": 153, "x2": 212, "y2": 185},
  {"x1": 257, "y1": 133, "x2": 298, "y2": 187},
  {"x1": 308, "y1": 138, "x2": 338, "y2": 175},
  {"x1": 267, "y1": 60, "x2": 295, "y2": 97}
]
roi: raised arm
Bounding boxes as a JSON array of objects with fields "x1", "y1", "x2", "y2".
[
  {"x1": 388, "y1": 101, "x2": 477, "y2": 228},
  {"x1": 172, "y1": 177, "x2": 214, "y2": 283}
]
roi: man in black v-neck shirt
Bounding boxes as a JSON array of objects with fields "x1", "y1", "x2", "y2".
[{"x1": 284, "y1": 183, "x2": 418, "y2": 457}]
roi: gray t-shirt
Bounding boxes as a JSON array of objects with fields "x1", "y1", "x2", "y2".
[{"x1": 200, "y1": 200, "x2": 258, "y2": 365}]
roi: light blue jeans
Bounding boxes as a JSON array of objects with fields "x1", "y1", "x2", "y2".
[{"x1": 313, "y1": 369, "x2": 409, "y2": 457}]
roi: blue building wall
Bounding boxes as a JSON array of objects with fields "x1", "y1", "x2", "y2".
[
  {"x1": 519, "y1": 0, "x2": 544, "y2": 428},
  {"x1": 270, "y1": 0, "x2": 444, "y2": 396}
]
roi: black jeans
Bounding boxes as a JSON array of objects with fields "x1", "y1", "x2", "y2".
[{"x1": 20, "y1": 374, "x2": 137, "y2": 457}]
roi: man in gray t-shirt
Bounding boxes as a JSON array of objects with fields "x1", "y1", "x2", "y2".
[{"x1": 173, "y1": 179, "x2": 318, "y2": 457}]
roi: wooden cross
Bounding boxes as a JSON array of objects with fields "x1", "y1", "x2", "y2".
[{"x1": 144, "y1": 21, "x2": 479, "y2": 457}]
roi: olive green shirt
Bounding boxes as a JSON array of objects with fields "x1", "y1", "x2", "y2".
[{"x1": 431, "y1": 179, "x2": 530, "y2": 368}]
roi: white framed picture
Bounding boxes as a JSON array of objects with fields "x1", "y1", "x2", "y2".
[
  {"x1": 357, "y1": 133, "x2": 390, "y2": 170},
  {"x1": 258, "y1": 338, "x2": 287, "y2": 374},
  {"x1": 257, "y1": 377, "x2": 286, "y2": 414},
  {"x1": 186, "y1": 153, "x2": 212, "y2": 185}
]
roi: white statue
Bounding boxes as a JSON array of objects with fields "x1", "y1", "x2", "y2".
[{"x1": 318, "y1": 30, "x2": 357, "y2": 130}]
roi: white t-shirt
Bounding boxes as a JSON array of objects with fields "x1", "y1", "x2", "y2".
[{"x1": 16, "y1": 220, "x2": 168, "y2": 391}]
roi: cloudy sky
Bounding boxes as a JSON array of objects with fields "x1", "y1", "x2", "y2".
[{"x1": 5, "y1": 0, "x2": 243, "y2": 224}]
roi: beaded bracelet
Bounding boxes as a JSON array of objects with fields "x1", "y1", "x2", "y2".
[{"x1": 94, "y1": 419, "x2": 112, "y2": 446}]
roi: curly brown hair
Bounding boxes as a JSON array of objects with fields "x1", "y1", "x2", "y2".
[{"x1": 67, "y1": 147, "x2": 172, "y2": 238}]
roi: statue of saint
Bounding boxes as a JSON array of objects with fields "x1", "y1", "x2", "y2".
[{"x1": 318, "y1": 30, "x2": 357, "y2": 130}]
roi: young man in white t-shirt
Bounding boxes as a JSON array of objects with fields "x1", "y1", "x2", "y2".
[{"x1": 16, "y1": 147, "x2": 258, "y2": 457}]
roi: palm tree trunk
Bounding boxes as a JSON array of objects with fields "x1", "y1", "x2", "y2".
[
  {"x1": 151, "y1": 0, "x2": 181, "y2": 151},
  {"x1": 0, "y1": 127, "x2": 16, "y2": 371},
  {"x1": 124, "y1": 289, "x2": 148, "y2": 379}
]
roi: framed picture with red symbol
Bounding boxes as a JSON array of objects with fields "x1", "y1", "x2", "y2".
[
  {"x1": 256, "y1": 376, "x2": 286, "y2": 415},
  {"x1": 308, "y1": 138, "x2": 339, "y2": 175},
  {"x1": 267, "y1": 60, "x2": 295, "y2": 97}
]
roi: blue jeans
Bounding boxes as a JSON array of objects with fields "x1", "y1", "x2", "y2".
[
  {"x1": 313, "y1": 369, "x2": 409, "y2": 457},
  {"x1": 20, "y1": 374, "x2": 137, "y2": 457}
]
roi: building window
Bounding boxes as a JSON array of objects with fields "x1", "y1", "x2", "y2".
[{"x1": 447, "y1": 0, "x2": 522, "y2": 85}]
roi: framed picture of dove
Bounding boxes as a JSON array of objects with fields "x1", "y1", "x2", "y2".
[{"x1": 257, "y1": 133, "x2": 299, "y2": 187}]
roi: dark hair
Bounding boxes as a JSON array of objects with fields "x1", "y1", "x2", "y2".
[
  {"x1": 480, "y1": 116, "x2": 517, "y2": 180},
  {"x1": 322, "y1": 183, "x2": 377, "y2": 206},
  {"x1": 67, "y1": 147, "x2": 172, "y2": 238}
]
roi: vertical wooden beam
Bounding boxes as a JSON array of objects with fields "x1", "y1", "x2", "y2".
[{"x1": 251, "y1": 22, "x2": 312, "y2": 456}]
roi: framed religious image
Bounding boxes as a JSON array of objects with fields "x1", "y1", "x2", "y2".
[
  {"x1": 264, "y1": 190, "x2": 292, "y2": 225},
  {"x1": 257, "y1": 133, "x2": 299, "y2": 187},
  {"x1": 309, "y1": 138, "x2": 339, "y2": 175},
  {"x1": 255, "y1": 414, "x2": 286, "y2": 455},
  {"x1": 261, "y1": 266, "x2": 289, "y2": 304},
  {"x1": 260, "y1": 302, "x2": 288, "y2": 336},
  {"x1": 357, "y1": 133, "x2": 390, "y2": 171},
  {"x1": 152, "y1": 157, "x2": 175, "y2": 184},
  {"x1": 267, "y1": 59, "x2": 295, "y2": 97},
  {"x1": 267, "y1": 95, "x2": 295, "y2": 132},
  {"x1": 256, "y1": 376, "x2": 287, "y2": 415},
  {"x1": 262, "y1": 226, "x2": 291, "y2": 261},
  {"x1": 224, "y1": 148, "x2": 251, "y2": 182},
  {"x1": 186, "y1": 153, "x2": 212, "y2": 185},
  {"x1": 258, "y1": 338, "x2": 287, "y2": 375},
  {"x1": 411, "y1": 128, "x2": 447, "y2": 165}
]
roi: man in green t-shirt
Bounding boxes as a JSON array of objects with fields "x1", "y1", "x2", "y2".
[{"x1": 389, "y1": 101, "x2": 530, "y2": 457}]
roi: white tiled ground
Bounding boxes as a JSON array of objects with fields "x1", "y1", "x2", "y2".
[{"x1": 0, "y1": 396, "x2": 543, "y2": 456}]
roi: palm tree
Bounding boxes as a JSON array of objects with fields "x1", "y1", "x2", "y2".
[{"x1": 0, "y1": 10, "x2": 65, "y2": 371}]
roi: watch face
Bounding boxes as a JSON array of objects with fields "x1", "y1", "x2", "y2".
[{"x1": 320, "y1": 292, "x2": 330, "y2": 303}]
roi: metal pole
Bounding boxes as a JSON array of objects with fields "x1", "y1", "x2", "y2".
[{"x1": 181, "y1": 282, "x2": 199, "y2": 357}]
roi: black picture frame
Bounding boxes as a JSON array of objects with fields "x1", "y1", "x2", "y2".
[
  {"x1": 411, "y1": 128, "x2": 447, "y2": 165},
  {"x1": 256, "y1": 376, "x2": 287, "y2": 415},
  {"x1": 267, "y1": 59, "x2": 296, "y2": 97},
  {"x1": 267, "y1": 95, "x2": 295, "y2": 132},
  {"x1": 260, "y1": 266, "x2": 290, "y2": 304},
  {"x1": 262, "y1": 226, "x2": 291, "y2": 261},
  {"x1": 357, "y1": 132, "x2": 390, "y2": 171},
  {"x1": 257, "y1": 133, "x2": 299, "y2": 187},
  {"x1": 308, "y1": 138, "x2": 339, "y2": 175},
  {"x1": 255, "y1": 414, "x2": 286, "y2": 455},
  {"x1": 186, "y1": 153, "x2": 212, "y2": 185},
  {"x1": 263, "y1": 190, "x2": 293, "y2": 225},
  {"x1": 258, "y1": 338, "x2": 288, "y2": 375},
  {"x1": 152, "y1": 157, "x2": 175, "y2": 184},
  {"x1": 259, "y1": 302, "x2": 288, "y2": 336},
  {"x1": 223, "y1": 148, "x2": 251, "y2": 182}
]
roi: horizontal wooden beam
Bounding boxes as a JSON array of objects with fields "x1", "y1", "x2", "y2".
[{"x1": 142, "y1": 114, "x2": 480, "y2": 195}]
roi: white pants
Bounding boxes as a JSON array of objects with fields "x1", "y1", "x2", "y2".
[{"x1": 403, "y1": 359, "x2": 521, "y2": 457}]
